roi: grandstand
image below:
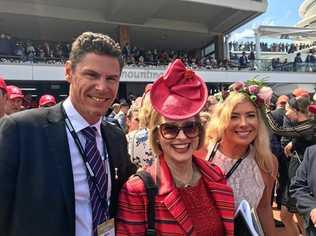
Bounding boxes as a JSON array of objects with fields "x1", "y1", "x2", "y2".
[
  {"x1": 2, "y1": 0, "x2": 314, "y2": 101},
  {"x1": 297, "y1": 0, "x2": 316, "y2": 28},
  {"x1": 0, "y1": 0, "x2": 269, "y2": 101}
]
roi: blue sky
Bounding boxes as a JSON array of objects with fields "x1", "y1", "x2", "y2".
[{"x1": 230, "y1": 0, "x2": 304, "y2": 42}]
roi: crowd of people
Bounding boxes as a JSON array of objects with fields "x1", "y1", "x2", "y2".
[
  {"x1": 3, "y1": 33, "x2": 316, "y2": 75},
  {"x1": 0, "y1": 33, "x2": 238, "y2": 70},
  {"x1": 0, "y1": 33, "x2": 70, "y2": 64},
  {"x1": 0, "y1": 33, "x2": 313, "y2": 71},
  {"x1": 0, "y1": 80, "x2": 57, "y2": 118},
  {"x1": 1, "y1": 32, "x2": 316, "y2": 236},
  {"x1": 234, "y1": 49, "x2": 316, "y2": 72},
  {"x1": 230, "y1": 41, "x2": 316, "y2": 54}
]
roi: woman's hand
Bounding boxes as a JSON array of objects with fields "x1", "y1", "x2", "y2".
[
  {"x1": 284, "y1": 142, "x2": 293, "y2": 158},
  {"x1": 310, "y1": 208, "x2": 316, "y2": 226}
]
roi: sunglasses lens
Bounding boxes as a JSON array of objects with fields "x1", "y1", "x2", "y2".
[
  {"x1": 183, "y1": 122, "x2": 200, "y2": 138},
  {"x1": 159, "y1": 122, "x2": 201, "y2": 139},
  {"x1": 160, "y1": 124, "x2": 179, "y2": 139}
]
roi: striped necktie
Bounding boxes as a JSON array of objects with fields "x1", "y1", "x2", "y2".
[{"x1": 81, "y1": 126, "x2": 107, "y2": 236}]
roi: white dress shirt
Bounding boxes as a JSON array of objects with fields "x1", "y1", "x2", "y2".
[{"x1": 63, "y1": 98, "x2": 111, "y2": 236}]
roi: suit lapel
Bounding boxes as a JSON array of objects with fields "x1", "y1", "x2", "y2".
[
  {"x1": 100, "y1": 123, "x2": 121, "y2": 216},
  {"x1": 163, "y1": 189, "x2": 194, "y2": 235},
  {"x1": 204, "y1": 181, "x2": 234, "y2": 235},
  {"x1": 44, "y1": 103, "x2": 75, "y2": 227},
  {"x1": 100, "y1": 123, "x2": 118, "y2": 183}
]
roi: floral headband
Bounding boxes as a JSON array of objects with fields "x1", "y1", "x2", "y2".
[{"x1": 214, "y1": 78, "x2": 273, "y2": 108}]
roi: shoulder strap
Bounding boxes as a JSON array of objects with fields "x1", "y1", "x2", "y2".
[
  {"x1": 207, "y1": 141, "x2": 244, "y2": 179},
  {"x1": 134, "y1": 171, "x2": 158, "y2": 236},
  {"x1": 207, "y1": 141, "x2": 220, "y2": 161}
]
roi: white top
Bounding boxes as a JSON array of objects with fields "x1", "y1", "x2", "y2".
[
  {"x1": 63, "y1": 98, "x2": 111, "y2": 236},
  {"x1": 126, "y1": 128, "x2": 156, "y2": 168},
  {"x1": 207, "y1": 143, "x2": 264, "y2": 210}
]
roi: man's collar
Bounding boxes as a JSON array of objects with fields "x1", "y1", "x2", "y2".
[{"x1": 62, "y1": 97, "x2": 102, "y2": 136}]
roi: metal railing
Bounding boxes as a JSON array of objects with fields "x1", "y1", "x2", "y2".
[{"x1": 1, "y1": 54, "x2": 316, "y2": 73}]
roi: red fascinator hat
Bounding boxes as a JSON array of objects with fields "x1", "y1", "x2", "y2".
[{"x1": 150, "y1": 59, "x2": 208, "y2": 120}]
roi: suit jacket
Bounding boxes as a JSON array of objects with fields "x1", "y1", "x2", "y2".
[
  {"x1": 116, "y1": 155, "x2": 234, "y2": 235},
  {"x1": 0, "y1": 103, "x2": 136, "y2": 236},
  {"x1": 270, "y1": 107, "x2": 285, "y2": 156},
  {"x1": 290, "y1": 145, "x2": 316, "y2": 235}
]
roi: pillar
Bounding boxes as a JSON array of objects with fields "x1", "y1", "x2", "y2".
[
  {"x1": 118, "y1": 25, "x2": 130, "y2": 47},
  {"x1": 215, "y1": 34, "x2": 225, "y2": 62}
]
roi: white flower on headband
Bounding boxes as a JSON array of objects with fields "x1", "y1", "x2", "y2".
[{"x1": 257, "y1": 86, "x2": 273, "y2": 105}]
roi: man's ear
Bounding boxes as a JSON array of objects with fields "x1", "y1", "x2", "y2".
[{"x1": 65, "y1": 60, "x2": 73, "y2": 83}]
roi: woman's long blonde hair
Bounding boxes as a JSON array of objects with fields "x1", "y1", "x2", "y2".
[
  {"x1": 206, "y1": 92, "x2": 275, "y2": 177},
  {"x1": 138, "y1": 93, "x2": 154, "y2": 129}
]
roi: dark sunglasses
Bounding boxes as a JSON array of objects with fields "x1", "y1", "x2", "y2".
[{"x1": 157, "y1": 121, "x2": 201, "y2": 140}]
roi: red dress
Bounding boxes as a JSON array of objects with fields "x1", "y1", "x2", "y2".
[
  {"x1": 116, "y1": 156, "x2": 234, "y2": 236},
  {"x1": 178, "y1": 178, "x2": 225, "y2": 236}
]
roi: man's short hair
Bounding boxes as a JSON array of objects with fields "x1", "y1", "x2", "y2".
[
  {"x1": 69, "y1": 32, "x2": 124, "y2": 71},
  {"x1": 120, "y1": 101, "x2": 129, "y2": 108},
  {"x1": 112, "y1": 103, "x2": 120, "y2": 110}
]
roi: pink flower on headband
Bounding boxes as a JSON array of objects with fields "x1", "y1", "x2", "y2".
[
  {"x1": 229, "y1": 81, "x2": 245, "y2": 92},
  {"x1": 248, "y1": 85, "x2": 260, "y2": 94},
  {"x1": 257, "y1": 86, "x2": 273, "y2": 104}
]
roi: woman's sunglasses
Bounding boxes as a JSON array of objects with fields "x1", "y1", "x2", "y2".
[{"x1": 157, "y1": 121, "x2": 202, "y2": 140}]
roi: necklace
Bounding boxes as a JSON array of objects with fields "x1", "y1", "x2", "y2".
[{"x1": 173, "y1": 163, "x2": 200, "y2": 188}]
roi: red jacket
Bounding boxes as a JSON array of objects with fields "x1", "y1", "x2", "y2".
[{"x1": 116, "y1": 155, "x2": 234, "y2": 235}]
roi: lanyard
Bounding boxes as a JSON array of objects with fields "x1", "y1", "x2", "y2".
[
  {"x1": 207, "y1": 141, "x2": 245, "y2": 179},
  {"x1": 62, "y1": 107, "x2": 109, "y2": 219}
]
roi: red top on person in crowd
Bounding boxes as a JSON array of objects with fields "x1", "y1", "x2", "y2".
[{"x1": 309, "y1": 104, "x2": 316, "y2": 114}]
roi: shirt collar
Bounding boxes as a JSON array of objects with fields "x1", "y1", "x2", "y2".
[{"x1": 62, "y1": 97, "x2": 102, "y2": 136}]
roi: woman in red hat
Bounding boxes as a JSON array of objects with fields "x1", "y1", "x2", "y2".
[
  {"x1": 116, "y1": 59, "x2": 234, "y2": 235},
  {"x1": 205, "y1": 81, "x2": 278, "y2": 235}
]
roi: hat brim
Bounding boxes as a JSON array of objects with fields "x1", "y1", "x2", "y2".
[
  {"x1": 151, "y1": 75, "x2": 208, "y2": 120},
  {"x1": 9, "y1": 94, "x2": 24, "y2": 100},
  {"x1": 40, "y1": 101, "x2": 56, "y2": 106}
]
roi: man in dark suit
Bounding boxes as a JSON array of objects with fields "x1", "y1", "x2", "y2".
[
  {"x1": 0, "y1": 32, "x2": 136, "y2": 236},
  {"x1": 238, "y1": 51, "x2": 248, "y2": 70},
  {"x1": 291, "y1": 145, "x2": 316, "y2": 236},
  {"x1": 270, "y1": 95, "x2": 289, "y2": 209}
]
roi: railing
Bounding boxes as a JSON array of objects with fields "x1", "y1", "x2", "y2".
[
  {"x1": 1, "y1": 54, "x2": 316, "y2": 74},
  {"x1": 242, "y1": 59, "x2": 316, "y2": 73}
]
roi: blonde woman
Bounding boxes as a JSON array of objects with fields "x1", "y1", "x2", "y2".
[
  {"x1": 205, "y1": 81, "x2": 278, "y2": 235},
  {"x1": 127, "y1": 91, "x2": 156, "y2": 168}
]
